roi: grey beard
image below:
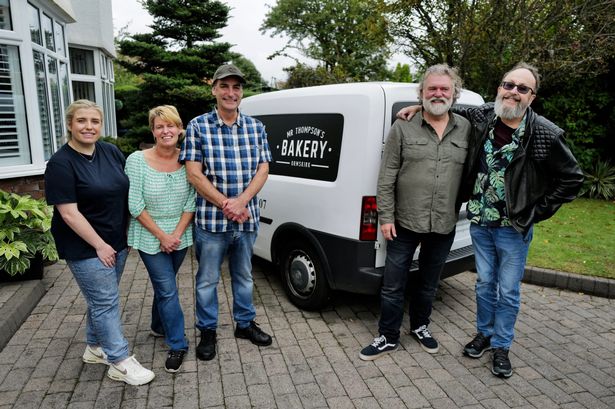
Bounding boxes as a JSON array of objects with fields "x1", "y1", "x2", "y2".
[
  {"x1": 494, "y1": 96, "x2": 527, "y2": 120},
  {"x1": 423, "y1": 98, "x2": 452, "y2": 116}
]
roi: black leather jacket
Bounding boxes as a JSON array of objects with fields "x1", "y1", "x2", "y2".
[{"x1": 456, "y1": 103, "x2": 584, "y2": 234}]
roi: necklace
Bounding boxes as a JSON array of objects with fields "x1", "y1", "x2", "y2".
[
  {"x1": 68, "y1": 141, "x2": 96, "y2": 162},
  {"x1": 78, "y1": 150, "x2": 96, "y2": 163},
  {"x1": 74, "y1": 147, "x2": 96, "y2": 163}
]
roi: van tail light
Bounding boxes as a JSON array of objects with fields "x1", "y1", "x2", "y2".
[{"x1": 360, "y1": 196, "x2": 378, "y2": 241}]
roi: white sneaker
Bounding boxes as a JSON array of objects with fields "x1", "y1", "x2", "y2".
[
  {"x1": 82, "y1": 345, "x2": 109, "y2": 365},
  {"x1": 107, "y1": 356, "x2": 155, "y2": 386}
]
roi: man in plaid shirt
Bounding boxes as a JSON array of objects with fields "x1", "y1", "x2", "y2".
[{"x1": 180, "y1": 64, "x2": 273, "y2": 361}]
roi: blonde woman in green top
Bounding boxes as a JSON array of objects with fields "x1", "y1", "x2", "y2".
[{"x1": 125, "y1": 105, "x2": 196, "y2": 373}]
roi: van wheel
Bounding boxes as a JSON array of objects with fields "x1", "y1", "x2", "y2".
[{"x1": 280, "y1": 241, "x2": 330, "y2": 310}]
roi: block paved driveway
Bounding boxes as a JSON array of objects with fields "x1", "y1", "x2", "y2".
[{"x1": 0, "y1": 248, "x2": 614, "y2": 408}]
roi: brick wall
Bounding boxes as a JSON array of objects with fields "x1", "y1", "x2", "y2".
[{"x1": 0, "y1": 176, "x2": 46, "y2": 199}]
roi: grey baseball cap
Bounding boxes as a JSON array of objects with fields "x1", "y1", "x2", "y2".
[{"x1": 212, "y1": 64, "x2": 246, "y2": 84}]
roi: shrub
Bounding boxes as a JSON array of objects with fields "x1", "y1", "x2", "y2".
[
  {"x1": 0, "y1": 191, "x2": 58, "y2": 275},
  {"x1": 581, "y1": 160, "x2": 615, "y2": 200}
]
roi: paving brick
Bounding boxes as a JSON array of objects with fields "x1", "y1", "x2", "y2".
[
  {"x1": 22, "y1": 376, "x2": 52, "y2": 392},
  {"x1": 365, "y1": 376, "x2": 397, "y2": 400},
  {"x1": 274, "y1": 392, "x2": 302, "y2": 409},
  {"x1": 529, "y1": 378, "x2": 575, "y2": 404},
  {"x1": 412, "y1": 377, "x2": 447, "y2": 399},
  {"x1": 0, "y1": 366, "x2": 33, "y2": 392},
  {"x1": 13, "y1": 390, "x2": 46, "y2": 408},
  {"x1": 198, "y1": 380, "x2": 222, "y2": 408},
  {"x1": 93, "y1": 386, "x2": 123, "y2": 409},
  {"x1": 67, "y1": 402, "x2": 96, "y2": 409},
  {"x1": 12, "y1": 347, "x2": 45, "y2": 369},
  {"x1": 173, "y1": 372, "x2": 199, "y2": 409},
  {"x1": 221, "y1": 372, "x2": 247, "y2": 396},
  {"x1": 40, "y1": 392, "x2": 71, "y2": 409},
  {"x1": 71, "y1": 380, "x2": 101, "y2": 402},
  {"x1": 571, "y1": 392, "x2": 612, "y2": 409},
  {"x1": 351, "y1": 396, "x2": 381, "y2": 409},
  {"x1": 377, "y1": 363, "x2": 411, "y2": 388},
  {"x1": 296, "y1": 381, "x2": 327, "y2": 408},
  {"x1": 1, "y1": 252, "x2": 614, "y2": 408},
  {"x1": 0, "y1": 344, "x2": 26, "y2": 365},
  {"x1": 326, "y1": 396, "x2": 354, "y2": 409},
  {"x1": 48, "y1": 378, "x2": 77, "y2": 393},
  {"x1": 288, "y1": 363, "x2": 315, "y2": 385},
  {"x1": 438, "y1": 380, "x2": 479, "y2": 407}
]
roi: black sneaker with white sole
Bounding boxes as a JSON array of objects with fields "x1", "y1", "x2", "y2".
[
  {"x1": 463, "y1": 333, "x2": 491, "y2": 358},
  {"x1": 410, "y1": 325, "x2": 439, "y2": 353},
  {"x1": 165, "y1": 349, "x2": 186, "y2": 373},
  {"x1": 359, "y1": 335, "x2": 398, "y2": 361},
  {"x1": 491, "y1": 347, "x2": 513, "y2": 378}
]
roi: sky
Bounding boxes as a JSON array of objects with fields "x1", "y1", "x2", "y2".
[
  {"x1": 110, "y1": 0, "x2": 304, "y2": 85},
  {"x1": 110, "y1": 0, "x2": 410, "y2": 85}
]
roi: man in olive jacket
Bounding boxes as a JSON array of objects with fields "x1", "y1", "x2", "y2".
[
  {"x1": 398, "y1": 62, "x2": 583, "y2": 378},
  {"x1": 360, "y1": 64, "x2": 471, "y2": 361}
]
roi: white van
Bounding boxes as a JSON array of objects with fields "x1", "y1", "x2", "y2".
[{"x1": 241, "y1": 82, "x2": 484, "y2": 310}]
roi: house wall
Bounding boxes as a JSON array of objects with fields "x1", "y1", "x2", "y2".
[
  {"x1": 0, "y1": 175, "x2": 45, "y2": 199},
  {"x1": 0, "y1": 0, "x2": 116, "y2": 186},
  {"x1": 66, "y1": 0, "x2": 115, "y2": 57}
]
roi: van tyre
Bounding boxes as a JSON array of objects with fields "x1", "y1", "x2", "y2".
[{"x1": 281, "y1": 241, "x2": 330, "y2": 310}]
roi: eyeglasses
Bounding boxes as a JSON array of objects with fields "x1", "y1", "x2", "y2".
[{"x1": 500, "y1": 81, "x2": 534, "y2": 95}]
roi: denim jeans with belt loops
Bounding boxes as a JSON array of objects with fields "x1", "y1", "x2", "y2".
[
  {"x1": 139, "y1": 248, "x2": 189, "y2": 351},
  {"x1": 194, "y1": 227, "x2": 257, "y2": 331},
  {"x1": 66, "y1": 248, "x2": 129, "y2": 364},
  {"x1": 470, "y1": 224, "x2": 533, "y2": 349},
  {"x1": 378, "y1": 225, "x2": 456, "y2": 343}
]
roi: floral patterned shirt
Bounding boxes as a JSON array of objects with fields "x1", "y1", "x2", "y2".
[{"x1": 467, "y1": 116, "x2": 526, "y2": 227}]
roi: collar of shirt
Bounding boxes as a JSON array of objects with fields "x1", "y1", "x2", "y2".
[
  {"x1": 490, "y1": 114, "x2": 527, "y2": 153},
  {"x1": 417, "y1": 109, "x2": 458, "y2": 137},
  {"x1": 210, "y1": 108, "x2": 245, "y2": 128}
]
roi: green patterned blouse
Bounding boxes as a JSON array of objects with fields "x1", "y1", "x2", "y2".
[
  {"x1": 125, "y1": 150, "x2": 196, "y2": 254},
  {"x1": 467, "y1": 116, "x2": 526, "y2": 227}
]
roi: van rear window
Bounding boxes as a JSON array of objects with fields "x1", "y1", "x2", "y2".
[{"x1": 255, "y1": 114, "x2": 344, "y2": 182}]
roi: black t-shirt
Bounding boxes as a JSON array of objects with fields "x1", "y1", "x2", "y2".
[
  {"x1": 493, "y1": 119, "x2": 515, "y2": 150},
  {"x1": 44, "y1": 141, "x2": 129, "y2": 260}
]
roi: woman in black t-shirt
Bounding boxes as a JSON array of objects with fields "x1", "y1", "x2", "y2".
[{"x1": 44, "y1": 100, "x2": 154, "y2": 386}]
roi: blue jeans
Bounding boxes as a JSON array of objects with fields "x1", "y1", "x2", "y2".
[
  {"x1": 67, "y1": 248, "x2": 129, "y2": 363},
  {"x1": 470, "y1": 224, "x2": 533, "y2": 349},
  {"x1": 378, "y1": 225, "x2": 455, "y2": 343},
  {"x1": 139, "y1": 249, "x2": 189, "y2": 351},
  {"x1": 194, "y1": 227, "x2": 257, "y2": 331}
]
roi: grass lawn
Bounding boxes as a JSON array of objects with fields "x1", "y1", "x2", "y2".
[{"x1": 527, "y1": 198, "x2": 615, "y2": 279}]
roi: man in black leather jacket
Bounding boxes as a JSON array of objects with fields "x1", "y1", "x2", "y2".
[{"x1": 398, "y1": 62, "x2": 583, "y2": 378}]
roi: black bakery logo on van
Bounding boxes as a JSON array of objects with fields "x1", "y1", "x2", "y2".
[{"x1": 255, "y1": 113, "x2": 344, "y2": 182}]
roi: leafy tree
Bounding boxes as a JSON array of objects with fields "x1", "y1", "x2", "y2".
[
  {"x1": 388, "y1": 0, "x2": 615, "y2": 170},
  {"x1": 228, "y1": 52, "x2": 268, "y2": 91},
  {"x1": 116, "y1": 0, "x2": 251, "y2": 146},
  {"x1": 282, "y1": 63, "x2": 348, "y2": 89},
  {"x1": 261, "y1": 0, "x2": 391, "y2": 84},
  {"x1": 388, "y1": 63, "x2": 413, "y2": 83},
  {"x1": 388, "y1": 0, "x2": 615, "y2": 97}
]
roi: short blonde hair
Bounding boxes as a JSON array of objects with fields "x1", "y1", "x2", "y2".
[
  {"x1": 148, "y1": 105, "x2": 184, "y2": 144},
  {"x1": 65, "y1": 100, "x2": 104, "y2": 141},
  {"x1": 148, "y1": 105, "x2": 183, "y2": 130}
]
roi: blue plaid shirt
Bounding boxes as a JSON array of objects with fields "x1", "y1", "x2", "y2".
[{"x1": 180, "y1": 109, "x2": 272, "y2": 232}]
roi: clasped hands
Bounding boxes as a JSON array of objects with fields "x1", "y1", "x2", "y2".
[{"x1": 222, "y1": 197, "x2": 250, "y2": 223}]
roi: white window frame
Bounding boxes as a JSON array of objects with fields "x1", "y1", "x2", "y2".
[
  {"x1": 69, "y1": 46, "x2": 116, "y2": 137},
  {"x1": 0, "y1": 0, "x2": 71, "y2": 178}
]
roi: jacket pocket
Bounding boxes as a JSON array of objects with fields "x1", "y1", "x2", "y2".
[
  {"x1": 402, "y1": 137, "x2": 432, "y2": 161},
  {"x1": 450, "y1": 138, "x2": 468, "y2": 164}
]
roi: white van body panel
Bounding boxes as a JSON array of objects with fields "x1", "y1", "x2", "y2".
[
  {"x1": 243, "y1": 84, "x2": 388, "y2": 256},
  {"x1": 240, "y1": 82, "x2": 484, "y2": 308}
]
